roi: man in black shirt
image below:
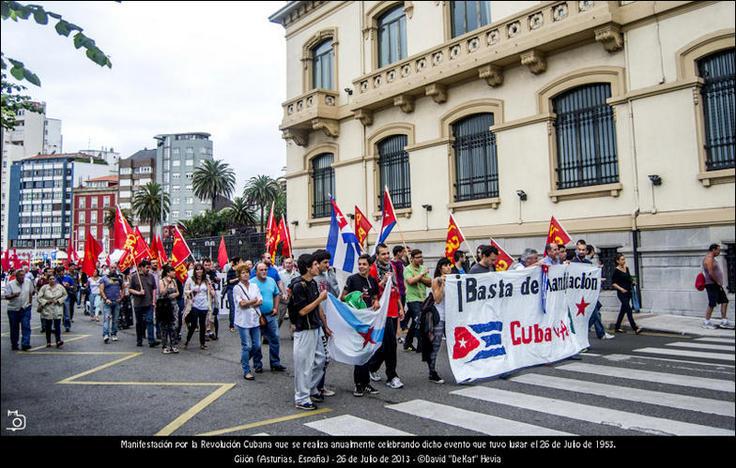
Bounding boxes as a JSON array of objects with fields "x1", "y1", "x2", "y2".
[
  {"x1": 203, "y1": 258, "x2": 220, "y2": 340},
  {"x1": 291, "y1": 254, "x2": 329, "y2": 411},
  {"x1": 341, "y1": 254, "x2": 381, "y2": 397},
  {"x1": 469, "y1": 245, "x2": 498, "y2": 274},
  {"x1": 225, "y1": 257, "x2": 240, "y2": 332}
]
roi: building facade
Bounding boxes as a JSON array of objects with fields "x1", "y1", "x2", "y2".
[
  {"x1": 1, "y1": 102, "x2": 63, "y2": 251},
  {"x1": 117, "y1": 149, "x2": 156, "y2": 240},
  {"x1": 154, "y1": 132, "x2": 214, "y2": 224},
  {"x1": 271, "y1": 1, "x2": 735, "y2": 317},
  {"x1": 79, "y1": 147, "x2": 120, "y2": 175},
  {"x1": 72, "y1": 175, "x2": 118, "y2": 254},
  {"x1": 7, "y1": 153, "x2": 109, "y2": 255}
]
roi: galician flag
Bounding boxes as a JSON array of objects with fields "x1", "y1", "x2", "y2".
[
  {"x1": 326, "y1": 197, "x2": 360, "y2": 274},
  {"x1": 376, "y1": 186, "x2": 397, "y2": 248},
  {"x1": 322, "y1": 276, "x2": 392, "y2": 365}
]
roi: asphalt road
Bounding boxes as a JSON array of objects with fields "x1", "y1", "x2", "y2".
[{"x1": 1, "y1": 301, "x2": 734, "y2": 436}]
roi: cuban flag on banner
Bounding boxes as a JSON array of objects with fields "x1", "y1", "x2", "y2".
[
  {"x1": 322, "y1": 277, "x2": 392, "y2": 365},
  {"x1": 326, "y1": 197, "x2": 360, "y2": 274},
  {"x1": 452, "y1": 320, "x2": 507, "y2": 363},
  {"x1": 376, "y1": 186, "x2": 397, "y2": 248}
]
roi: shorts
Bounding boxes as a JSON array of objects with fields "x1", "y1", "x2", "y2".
[{"x1": 705, "y1": 284, "x2": 729, "y2": 307}]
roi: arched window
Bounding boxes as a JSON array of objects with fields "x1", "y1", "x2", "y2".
[
  {"x1": 311, "y1": 153, "x2": 334, "y2": 218},
  {"x1": 312, "y1": 39, "x2": 334, "y2": 90},
  {"x1": 378, "y1": 135, "x2": 411, "y2": 209},
  {"x1": 553, "y1": 83, "x2": 618, "y2": 189},
  {"x1": 378, "y1": 5, "x2": 407, "y2": 68},
  {"x1": 452, "y1": 113, "x2": 498, "y2": 201},
  {"x1": 451, "y1": 1, "x2": 491, "y2": 38},
  {"x1": 698, "y1": 48, "x2": 735, "y2": 171}
]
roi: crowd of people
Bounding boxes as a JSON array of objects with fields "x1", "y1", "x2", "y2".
[{"x1": 3, "y1": 238, "x2": 729, "y2": 411}]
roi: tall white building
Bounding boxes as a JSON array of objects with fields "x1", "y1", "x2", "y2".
[
  {"x1": 1, "y1": 102, "x2": 63, "y2": 251},
  {"x1": 79, "y1": 147, "x2": 120, "y2": 175}
]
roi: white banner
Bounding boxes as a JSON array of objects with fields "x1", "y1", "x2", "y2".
[{"x1": 445, "y1": 264, "x2": 601, "y2": 383}]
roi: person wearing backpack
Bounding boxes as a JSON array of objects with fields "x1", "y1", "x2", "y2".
[
  {"x1": 702, "y1": 244, "x2": 731, "y2": 329},
  {"x1": 158, "y1": 265, "x2": 180, "y2": 354},
  {"x1": 422, "y1": 258, "x2": 452, "y2": 384}
]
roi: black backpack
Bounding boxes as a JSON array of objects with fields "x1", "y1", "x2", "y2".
[{"x1": 286, "y1": 277, "x2": 307, "y2": 323}]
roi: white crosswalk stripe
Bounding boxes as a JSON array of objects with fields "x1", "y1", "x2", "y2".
[
  {"x1": 634, "y1": 347, "x2": 735, "y2": 362},
  {"x1": 666, "y1": 342, "x2": 735, "y2": 352},
  {"x1": 452, "y1": 387, "x2": 734, "y2": 436},
  {"x1": 603, "y1": 353, "x2": 735, "y2": 369},
  {"x1": 695, "y1": 337, "x2": 736, "y2": 344},
  {"x1": 510, "y1": 373, "x2": 735, "y2": 417},
  {"x1": 557, "y1": 362, "x2": 735, "y2": 392},
  {"x1": 305, "y1": 415, "x2": 413, "y2": 436},
  {"x1": 386, "y1": 400, "x2": 573, "y2": 436}
]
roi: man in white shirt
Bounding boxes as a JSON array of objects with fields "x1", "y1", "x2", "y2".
[{"x1": 2, "y1": 268, "x2": 35, "y2": 351}]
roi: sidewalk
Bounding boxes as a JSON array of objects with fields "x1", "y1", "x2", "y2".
[{"x1": 600, "y1": 311, "x2": 736, "y2": 338}]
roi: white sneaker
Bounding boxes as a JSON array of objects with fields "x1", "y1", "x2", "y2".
[
  {"x1": 369, "y1": 372, "x2": 381, "y2": 382},
  {"x1": 720, "y1": 319, "x2": 732, "y2": 328},
  {"x1": 111, "y1": 335, "x2": 118, "y2": 342},
  {"x1": 703, "y1": 320, "x2": 717, "y2": 330},
  {"x1": 386, "y1": 377, "x2": 404, "y2": 389},
  {"x1": 320, "y1": 388, "x2": 336, "y2": 397},
  {"x1": 602, "y1": 333, "x2": 615, "y2": 340},
  {"x1": 103, "y1": 335, "x2": 109, "y2": 343}
]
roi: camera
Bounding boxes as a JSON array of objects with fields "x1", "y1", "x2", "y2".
[{"x1": 6, "y1": 410, "x2": 26, "y2": 432}]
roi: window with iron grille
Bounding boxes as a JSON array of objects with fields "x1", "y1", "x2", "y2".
[
  {"x1": 378, "y1": 135, "x2": 411, "y2": 209},
  {"x1": 451, "y1": 1, "x2": 491, "y2": 38},
  {"x1": 452, "y1": 113, "x2": 498, "y2": 201},
  {"x1": 698, "y1": 49, "x2": 735, "y2": 171},
  {"x1": 598, "y1": 247, "x2": 618, "y2": 290},
  {"x1": 553, "y1": 83, "x2": 619, "y2": 189},
  {"x1": 378, "y1": 5, "x2": 407, "y2": 68},
  {"x1": 311, "y1": 153, "x2": 334, "y2": 218},
  {"x1": 312, "y1": 39, "x2": 334, "y2": 90},
  {"x1": 725, "y1": 242, "x2": 735, "y2": 294}
]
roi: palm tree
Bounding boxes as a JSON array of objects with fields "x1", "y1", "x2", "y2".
[
  {"x1": 243, "y1": 174, "x2": 280, "y2": 232},
  {"x1": 192, "y1": 159, "x2": 236, "y2": 212},
  {"x1": 132, "y1": 182, "x2": 170, "y2": 242},
  {"x1": 225, "y1": 196, "x2": 257, "y2": 230},
  {"x1": 104, "y1": 207, "x2": 132, "y2": 232}
]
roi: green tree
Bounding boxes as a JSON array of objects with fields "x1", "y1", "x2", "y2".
[
  {"x1": 1, "y1": 1, "x2": 113, "y2": 130},
  {"x1": 243, "y1": 175, "x2": 281, "y2": 232},
  {"x1": 177, "y1": 210, "x2": 228, "y2": 238},
  {"x1": 103, "y1": 206, "x2": 132, "y2": 232},
  {"x1": 192, "y1": 159, "x2": 236, "y2": 212},
  {"x1": 225, "y1": 196, "x2": 257, "y2": 230},
  {"x1": 132, "y1": 182, "x2": 170, "y2": 243}
]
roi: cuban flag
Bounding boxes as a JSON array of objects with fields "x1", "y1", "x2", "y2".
[
  {"x1": 376, "y1": 186, "x2": 397, "y2": 248},
  {"x1": 452, "y1": 321, "x2": 507, "y2": 363},
  {"x1": 326, "y1": 197, "x2": 360, "y2": 274},
  {"x1": 322, "y1": 277, "x2": 392, "y2": 365}
]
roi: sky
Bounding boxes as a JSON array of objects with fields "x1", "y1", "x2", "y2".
[{"x1": 1, "y1": 1, "x2": 288, "y2": 193}]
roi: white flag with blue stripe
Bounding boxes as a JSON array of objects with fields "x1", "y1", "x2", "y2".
[{"x1": 326, "y1": 197, "x2": 360, "y2": 274}]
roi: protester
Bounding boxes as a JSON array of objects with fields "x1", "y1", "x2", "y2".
[
  {"x1": 37, "y1": 273, "x2": 66, "y2": 348},
  {"x1": 558, "y1": 244, "x2": 569, "y2": 263},
  {"x1": 2, "y1": 268, "x2": 35, "y2": 351},
  {"x1": 158, "y1": 265, "x2": 180, "y2": 354},
  {"x1": 290, "y1": 253, "x2": 329, "y2": 410},
  {"x1": 542, "y1": 243, "x2": 561, "y2": 266},
  {"x1": 469, "y1": 245, "x2": 498, "y2": 273},
  {"x1": 572, "y1": 241, "x2": 614, "y2": 343},
  {"x1": 119, "y1": 270, "x2": 134, "y2": 330},
  {"x1": 312, "y1": 249, "x2": 338, "y2": 398},
  {"x1": 233, "y1": 264, "x2": 263, "y2": 380},
  {"x1": 253, "y1": 262, "x2": 287, "y2": 372},
  {"x1": 87, "y1": 269, "x2": 102, "y2": 322},
  {"x1": 368, "y1": 243, "x2": 404, "y2": 389},
  {"x1": 278, "y1": 257, "x2": 299, "y2": 332},
  {"x1": 184, "y1": 263, "x2": 215, "y2": 350},
  {"x1": 391, "y1": 246, "x2": 407, "y2": 318},
  {"x1": 225, "y1": 257, "x2": 240, "y2": 332},
  {"x1": 513, "y1": 248, "x2": 540, "y2": 270},
  {"x1": 403, "y1": 249, "x2": 431, "y2": 352},
  {"x1": 57, "y1": 265, "x2": 76, "y2": 332},
  {"x1": 341, "y1": 254, "x2": 381, "y2": 397},
  {"x1": 203, "y1": 258, "x2": 220, "y2": 341},
  {"x1": 451, "y1": 250, "x2": 467, "y2": 274},
  {"x1": 612, "y1": 253, "x2": 642, "y2": 334},
  {"x1": 100, "y1": 263, "x2": 124, "y2": 344},
  {"x1": 129, "y1": 260, "x2": 160, "y2": 348},
  {"x1": 702, "y1": 244, "x2": 730, "y2": 329},
  {"x1": 423, "y1": 258, "x2": 452, "y2": 384}
]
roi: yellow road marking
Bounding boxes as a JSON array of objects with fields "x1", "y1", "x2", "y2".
[
  {"x1": 61, "y1": 381, "x2": 232, "y2": 386},
  {"x1": 19, "y1": 351, "x2": 132, "y2": 355},
  {"x1": 198, "y1": 408, "x2": 333, "y2": 436},
  {"x1": 26, "y1": 335, "x2": 90, "y2": 352},
  {"x1": 58, "y1": 352, "x2": 142, "y2": 383},
  {"x1": 156, "y1": 383, "x2": 236, "y2": 436}
]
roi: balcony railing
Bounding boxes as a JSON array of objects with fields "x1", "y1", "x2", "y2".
[
  {"x1": 280, "y1": 89, "x2": 340, "y2": 146},
  {"x1": 350, "y1": 1, "x2": 622, "y2": 119}
]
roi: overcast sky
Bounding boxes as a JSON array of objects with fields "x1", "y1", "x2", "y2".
[{"x1": 1, "y1": 1, "x2": 287, "y2": 193}]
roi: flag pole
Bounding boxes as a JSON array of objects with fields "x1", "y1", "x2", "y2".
[{"x1": 451, "y1": 213, "x2": 475, "y2": 259}]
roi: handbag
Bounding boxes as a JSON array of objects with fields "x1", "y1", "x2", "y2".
[{"x1": 238, "y1": 284, "x2": 266, "y2": 327}]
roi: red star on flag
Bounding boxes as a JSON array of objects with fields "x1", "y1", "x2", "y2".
[
  {"x1": 358, "y1": 326, "x2": 376, "y2": 349},
  {"x1": 575, "y1": 297, "x2": 590, "y2": 316}
]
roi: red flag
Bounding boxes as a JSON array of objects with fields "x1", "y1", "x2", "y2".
[
  {"x1": 445, "y1": 214, "x2": 466, "y2": 260},
  {"x1": 545, "y1": 216, "x2": 572, "y2": 251},
  {"x1": 114, "y1": 206, "x2": 137, "y2": 270},
  {"x1": 1, "y1": 249, "x2": 9, "y2": 271},
  {"x1": 377, "y1": 187, "x2": 397, "y2": 245},
  {"x1": 82, "y1": 229, "x2": 103, "y2": 276},
  {"x1": 217, "y1": 236, "x2": 228, "y2": 269},
  {"x1": 354, "y1": 206, "x2": 373, "y2": 250},
  {"x1": 67, "y1": 238, "x2": 80, "y2": 266},
  {"x1": 170, "y1": 226, "x2": 192, "y2": 283},
  {"x1": 152, "y1": 234, "x2": 168, "y2": 266},
  {"x1": 490, "y1": 238, "x2": 514, "y2": 272},
  {"x1": 10, "y1": 249, "x2": 19, "y2": 270},
  {"x1": 133, "y1": 227, "x2": 152, "y2": 264},
  {"x1": 264, "y1": 202, "x2": 276, "y2": 252},
  {"x1": 269, "y1": 218, "x2": 283, "y2": 263},
  {"x1": 278, "y1": 218, "x2": 292, "y2": 258}
]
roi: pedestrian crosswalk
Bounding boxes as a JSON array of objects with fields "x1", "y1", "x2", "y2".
[{"x1": 300, "y1": 335, "x2": 734, "y2": 437}]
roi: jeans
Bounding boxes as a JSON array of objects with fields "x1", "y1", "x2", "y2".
[
  {"x1": 255, "y1": 313, "x2": 281, "y2": 369},
  {"x1": 63, "y1": 296, "x2": 72, "y2": 330},
  {"x1": 134, "y1": 304, "x2": 156, "y2": 345},
  {"x1": 186, "y1": 307, "x2": 208, "y2": 346},
  {"x1": 588, "y1": 302, "x2": 605, "y2": 339},
  {"x1": 369, "y1": 317, "x2": 399, "y2": 381},
  {"x1": 237, "y1": 325, "x2": 261, "y2": 375},
  {"x1": 615, "y1": 292, "x2": 638, "y2": 330},
  {"x1": 103, "y1": 301, "x2": 121, "y2": 337},
  {"x1": 42, "y1": 318, "x2": 62, "y2": 344},
  {"x1": 7, "y1": 306, "x2": 32, "y2": 349},
  {"x1": 176, "y1": 297, "x2": 185, "y2": 338},
  {"x1": 428, "y1": 320, "x2": 445, "y2": 374},
  {"x1": 227, "y1": 288, "x2": 235, "y2": 329},
  {"x1": 89, "y1": 293, "x2": 101, "y2": 318},
  {"x1": 404, "y1": 301, "x2": 422, "y2": 349},
  {"x1": 293, "y1": 328, "x2": 326, "y2": 404},
  {"x1": 354, "y1": 363, "x2": 370, "y2": 387}
]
